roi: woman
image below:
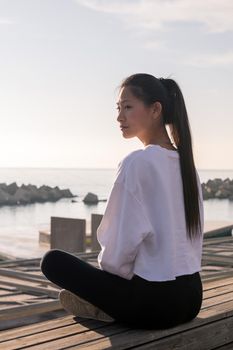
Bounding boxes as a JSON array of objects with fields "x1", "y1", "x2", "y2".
[{"x1": 41, "y1": 73, "x2": 204, "y2": 329}]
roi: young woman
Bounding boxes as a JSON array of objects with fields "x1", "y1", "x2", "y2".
[{"x1": 41, "y1": 73, "x2": 204, "y2": 329}]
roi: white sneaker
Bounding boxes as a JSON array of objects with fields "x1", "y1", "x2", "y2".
[{"x1": 59, "y1": 289, "x2": 114, "y2": 323}]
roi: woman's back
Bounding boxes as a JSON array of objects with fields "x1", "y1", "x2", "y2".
[{"x1": 98, "y1": 144, "x2": 204, "y2": 281}]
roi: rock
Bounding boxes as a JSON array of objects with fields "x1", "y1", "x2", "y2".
[
  {"x1": 47, "y1": 187, "x2": 63, "y2": 202},
  {"x1": 0, "y1": 182, "x2": 75, "y2": 206},
  {"x1": 215, "y1": 189, "x2": 231, "y2": 199},
  {"x1": 0, "y1": 188, "x2": 13, "y2": 205},
  {"x1": 37, "y1": 187, "x2": 51, "y2": 202},
  {"x1": 202, "y1": 178, "x2": 233, "y2": 200},
  {"x1": 0, "y1": 183, "x2": 8, "y2": 192},
  {"x1": 206, "y1": 178, "x2": 222, "y2": 191},
  {"x1": 201, "y1": 184, "x2": 213, "y2": 199},
  {"x1": 22, "y1": 184, "x2": 40, "y2": 203},
  {"x1": 6, "y1": 182, "x2": 18, "y2": 195},
  {"x1": 83, "y1": 192, "x2": 99, "y2": 204},
  {"x1": 60, "y1": 189, "x2": 74, "y2": 198},
  {"x1": 12, "y1": 188, "x2": 32, "y2": 205}
]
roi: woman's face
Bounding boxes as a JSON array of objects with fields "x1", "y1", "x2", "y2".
[{"x1": 116, "y1": 86, "x2": 159, "y2": 143}]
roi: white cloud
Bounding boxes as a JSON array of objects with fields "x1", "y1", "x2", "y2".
[
  {"x1": 185, "y1": 51, "x2": 233, "y2": 66},
  {"x1": 75, "y1": 0, "x2": 233, "y2": 33},
  {"x1": 0, "y1": 19, "x2": 14, "y2": 25}
]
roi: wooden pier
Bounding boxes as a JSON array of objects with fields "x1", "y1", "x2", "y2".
[{"x1": 0, "y1": 227, "x2": 233, "y2": 348}]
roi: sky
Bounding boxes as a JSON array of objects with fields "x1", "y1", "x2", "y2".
[{"x1": 0, "y1": 0, "x2": 232, "y2": 169}]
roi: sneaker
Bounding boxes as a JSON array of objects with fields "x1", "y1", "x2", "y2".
[{"x1": 59, "y1": 289, "x2": 114, "y2": 323}]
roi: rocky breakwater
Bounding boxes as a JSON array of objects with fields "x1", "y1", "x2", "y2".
[
  {"x1": 0, "y1": 182, "x2": 75, "y2": 206},
  {"x1": 201, "y1": 178, "x2": 233, "y2": 200},
  {"x1": 83, "y1": 192, "x2": 107, "y2": 205}
]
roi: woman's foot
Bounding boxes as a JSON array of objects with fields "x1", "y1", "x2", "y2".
[{"x1": 59, "y1": 289, "x2": 114, "y2": 323}]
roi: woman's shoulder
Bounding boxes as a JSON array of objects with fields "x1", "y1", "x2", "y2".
[
  {"x1": 119, "y1": 149, "x2": 143, "y2": 168},
  {"x1": 119, "y1": 145, "x2": 177, "y2": 169},
  {"x1": 116, "y1": 146, "x2": 180, "y2": 182},
  {"x1": 115, "y1": 148, "x2": 158, "y2": 184}
]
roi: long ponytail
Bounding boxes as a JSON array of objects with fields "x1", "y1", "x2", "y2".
[
  {"x1": 160, "y1": 78, "x2": 201, "y2": 240},
  {"x1": 120, "y1": 73, "x2": 202, "y2": 240}
]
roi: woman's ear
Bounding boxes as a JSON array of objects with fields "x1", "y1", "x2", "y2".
[{"x1": 152, "y1": 102, "x2": 162, "y2": 119}]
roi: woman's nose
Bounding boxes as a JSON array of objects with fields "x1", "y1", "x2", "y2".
[{"x1": 117, "y1": 110, "x2": 125, "y2": 122}]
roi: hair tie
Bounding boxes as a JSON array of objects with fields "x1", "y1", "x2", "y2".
[{"x1": 159, "y1": 78, "x2": 177, "y2": 99}]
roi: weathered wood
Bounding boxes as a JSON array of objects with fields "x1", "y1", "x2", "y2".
[
  {"x1": 4, "y1": 324, "x2": 129, "y2": 350},
  {"x1": 204, "y1": 221, "x2": 233, "y2": 238},
  {"x1": 201, "y1": 270, "x2": 233, "y2": 282},
  {"x1": 202, "y1": 290, "x2": 233, "y2": 309},
  {"x1": 1, "y1": 284, "x2": 233, "y2": 349},
  {"x1": 0, "y1": 268, "x2": 47, "y2": 284},
  {"x1": 0, "y1": 300, "x2": 61, "y2": 322},
  {"x1": 91, "y1": 214, "x2": 102, "y2": 251},
  {"x1": 203, "y1": 237, "x2": 233, "y2": 246},
  {"x1": 1, "y1": 310, "x2": 66, "y2": 332},
  {"x1": 0, "y1": 319, "x2": 109, "y2": 350},
  {"x1": 213, "y1": 342, "x2": 233, "y2": 350},
  {"x1": 202, "y1": 254, "x2": 233, "y2": 267},
  {"x1": 0, "y1": 258, "x2": 41, "y2": 267},
  {"x1": 203, "y1": 276, "x2": 233, "y2": 291},
  {"x1": 0, "y1": 316, "x2": 80, "y2": 342},
  {"x1": 0, "y1": 234, "x2": 233, "y2": 349},
  {"x1": 0, "y1": 279, "x2": 59, "y2": 298},
  {"x1": 129, "y1": 317, "x2": 233, "y2": 350},
  {"x1": 199, "y1": 300, "x2": 233, "y2": 319},
  {"x1": 50, "y1": 216, "x2": 86, "y2": 253},
  {"x1": 204, "y1": 283, "x2": 233, "y2": 299}
]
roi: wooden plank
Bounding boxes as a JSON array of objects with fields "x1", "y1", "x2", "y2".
[
  {"x1": 0, "y1": 279, "x2": 59, "y2": 298},
  {"x1": 65, "y1": 310, "x2": 233, "y2": 350},
  {"x1": 0, "y1": 268, "x2": 47, "y2": 283},
  {"x1": 203, "y1": 237, "x2": 233, "y2": 247},
  {"x1": 199, "y1": 300, "x2": 233, "y2": 319},
  {"x1": 201, "y1": 270, "x2": 233, "y2": 282},
  {"x1": 204, "y1": 283, "x2": 233, "y2": 299},
  {"x1": 0, "y1": 310, "x2": 66, "y2": 332},
  {"x1": 0, "y1": 300, "x2": 61, "y2": 322},
  {"x1": 1, "y1": 288, "x2": 233, "y2": 348},
  {"x1": 213, "y1": 342, "x2": 233, "y2": 350},
  {"x1": 203, "y1": 276, "x2": 233, "y2": 291},
  {"x1": 202, "y1": 254, "x2": 233, "y2": 266},
  {"x1": 67, "y1": 297, "x2": 233, "y2": 350},
  {"x1": 204, "y1": 221, "x2": 233, "y2": 238},
  {"x1": 0, "y1": 320, "x2": 110, "y2": 350},
  {"x1": 124, "y1": 317, "x2": 233, "y2": 350},
  {"x1": 1, "y1": 298, "x2": 233, "y2": 350},
  {"x1": 1, "y1": 239, "x2": 233, "y2": 350},
  {"x1": 0, "y1": 259, "x2": 41, "y2": 268},
  {"x1": 3, "y1": 324, "x2": 129, "y2": 350},
  {"x1": 202, "y1": 291, "x2": 233, "y2": 309},
  {"x1": 0, "y1": 316, "x2": 91, "y2": 342},
  {"x1": 0, "y1": 293, "x2": 41, "y2": 304}
]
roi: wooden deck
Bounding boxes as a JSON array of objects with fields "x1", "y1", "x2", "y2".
[{"x1": 1, "y1": 236, "x2": 233, "y2": 349}]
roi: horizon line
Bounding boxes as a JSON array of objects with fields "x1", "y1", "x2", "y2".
[{"x1": 0, "y1": 166, "x2": 233, "y2": 171}]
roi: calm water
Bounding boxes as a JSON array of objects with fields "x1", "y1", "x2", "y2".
[{"x1": 0, "y1": 167, "x2": 233, "y2": 258}]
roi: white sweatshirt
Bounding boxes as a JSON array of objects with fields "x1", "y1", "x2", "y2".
[{"x1": 97, "y1": 145, "x2": 204, "y2": 282}]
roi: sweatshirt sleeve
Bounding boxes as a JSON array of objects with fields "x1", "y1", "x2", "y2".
[{"x1": 97, "y1": 181, "x2": 152, "y2": 280}]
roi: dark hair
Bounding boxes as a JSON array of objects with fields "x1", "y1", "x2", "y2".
[{"x1": 120, "y1": 73, "x2": 201, "y2": 240}]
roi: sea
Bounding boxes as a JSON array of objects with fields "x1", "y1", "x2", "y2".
[{"x1": 0, "y1": 168, "x2": 233, "y2": 259}]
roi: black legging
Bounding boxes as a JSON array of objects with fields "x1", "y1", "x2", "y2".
[{"x1": 40, "y1": 249, "x2": 202, "y2": 329}]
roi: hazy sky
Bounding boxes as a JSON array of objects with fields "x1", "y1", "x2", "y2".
[{"x1": 0, "y1": 0, "x2": 232, "y2": 169}]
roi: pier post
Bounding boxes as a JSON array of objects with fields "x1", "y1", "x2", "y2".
[
  {"x1": 50, "y1": 216, "x2": 86, "y2": 253},
  {"x1": 91, "y1": 214, "x2": 103, "y2": 251}
]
